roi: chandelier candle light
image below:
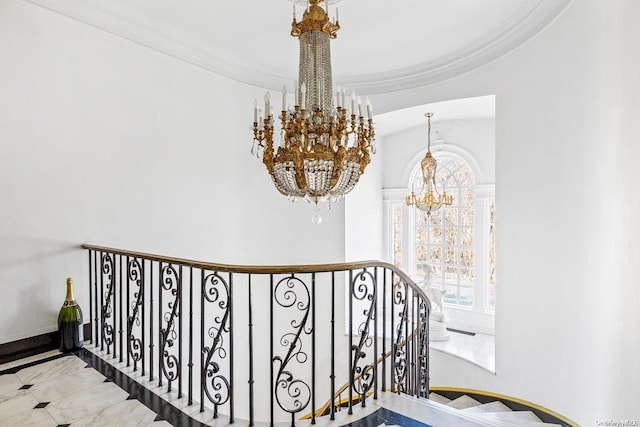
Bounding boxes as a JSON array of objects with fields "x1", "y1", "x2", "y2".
[
  {"x1": 251, "y1": 0, "x2": 375, "y2": 223},
  {"x1": 405, "y1": 113, "x2": 453, "y2": 216}
]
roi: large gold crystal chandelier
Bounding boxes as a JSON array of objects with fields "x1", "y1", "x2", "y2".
[
  {"x1": 406, "y1": 113, "x2": 453, "y2": 216},
  {"x1": 251, "y1": 0, "x2": 375, "y2": 222}
]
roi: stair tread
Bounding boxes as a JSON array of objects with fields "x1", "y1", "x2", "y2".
[
  {"x1": 520, "y1": 423, "x2": 562, "y2": 427},
  {"x1": 461, "y1": 400, "x2": 512, "y2": 413},
  {"x1": 472, "y1": 410, "x2": 543, "y2": 423},
  {"x1": 428, "y1": 393, "x2": 452, "y2": 404},
  {"x1": 447, "y1": 395, "x2": 482, "y2": 409}
]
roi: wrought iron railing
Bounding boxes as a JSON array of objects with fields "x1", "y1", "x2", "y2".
[{"x1": 82, "y1": 244, "x2": 430, "y2": 426}]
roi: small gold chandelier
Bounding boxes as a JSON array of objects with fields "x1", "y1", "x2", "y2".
[
  {"x1": 406, "y1": 113, "x2": 453, "y2": 216},
  {"x1": 251, "y1": 0, "x2": 375, "y2": 223}
]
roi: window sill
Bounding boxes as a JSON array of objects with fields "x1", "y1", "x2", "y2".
[{"x1": 429, "y1": 330, "x2": 495, "y2": 374}]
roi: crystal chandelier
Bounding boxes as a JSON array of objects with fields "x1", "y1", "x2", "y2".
[
  {"x1": 251, "y1": 0, "x2": 375, "y2": 223},
  {"x1": 405, "y1": 113, "x2": 453, "y2": 216}
]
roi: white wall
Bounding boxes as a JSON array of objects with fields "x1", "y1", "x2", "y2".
[
  {"x1": 367, "y1": 0, "x2": 640, "y2": 424},
  {"x1": 345, "y1": 137, "x2": 384, "y2": 262},
  {"x1": 0, "y1": 0, "x2": 346, "y2": 343},
  {"x1": 382, "y1": 118, "x2": 495, "y2": 189},
  {"x1": 2, "y1": 0, "x2": 640, "y2": 424}
]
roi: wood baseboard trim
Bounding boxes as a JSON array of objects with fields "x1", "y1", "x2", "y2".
[{"x1": 0, "y1": 324, "x2": 91, "y2": 365}]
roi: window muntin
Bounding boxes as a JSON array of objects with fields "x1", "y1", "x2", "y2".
[
  {"x1": 487, "y1": 200, "x2": 496, "y2": 310},
  {"x1": 392, "y1": 202, "x2": 403, "y2": 269},
  {"x1": 412, "y1": 157, "x2": 475, "y2": 308}
]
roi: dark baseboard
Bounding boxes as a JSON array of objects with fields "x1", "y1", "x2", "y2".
[{"x1": 0, "y1": 323, "x2": 91, "y2": 365}]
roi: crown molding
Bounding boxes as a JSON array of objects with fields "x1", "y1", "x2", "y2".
[
  {"x1": 339, "y1": 0, "x2": 572, "y2": 94},
  {"x1": 24, "y1": 0, "x2": 286, "y2": 86},
  {"x1": 25, "y1": 0, "x2": 571, "y2": 94}
]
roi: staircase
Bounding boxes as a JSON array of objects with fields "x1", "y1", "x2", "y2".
[
  {"x1": 426, "y1": 389, "x2": 577, "y2": 426},
  {"x1": 77, "y1": 244, "x2": 577, "y2": 427}
]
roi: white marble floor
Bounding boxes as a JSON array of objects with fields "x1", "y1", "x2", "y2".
[
  {"x1": 2, "y1": 346, "x2": 549, "y2": 427},
  {"x1": 0, "y1": 351, "x2": 169, "y2": 427},
  {"x1": 0, "y1": 347, "x2": 495, "y2": 427}
]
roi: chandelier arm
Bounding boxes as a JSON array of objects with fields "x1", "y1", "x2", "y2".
[{"x1": 405, "y1": 113, "x2": 453, "y2": 216}]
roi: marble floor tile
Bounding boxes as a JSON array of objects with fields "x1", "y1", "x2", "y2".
[
  {"x1": 71, "y1": 398, "x2": 159, "y2": 427},
  {"x1": 0, "y1": 389, "x2": 40, "y2": 421},
  {"x1": 15, "y1": 355, "x2": 87, "y2": 385},
  {"x1": 30, "y1": 365, "x2": 106, "y2": 402},
  {"x1": 428, "y1": 392, "x2": 451, "y2": 405},
  {"x1": 0, "y1": 350, "x2": 61, "y2": 372},
  {"x1": 462, "y1": 400, "x2": 512, "y2": 413},
  {"x1": 0, "y1": 406, "x2": 58, "y2": 427},
  {"x1": 144, "y1": 381, "x2": 201, "y2": 415},
  {"x1": 44, "y1": 381, "x2": 128, "y2": 424},
  {"x1": 0, "y1": 374, "x2": 23, "y2": 396},
  {"x1": 472, "y1": 409, "x2": 543, "y2": 423},
  {"x1": 446, "y1": 395, "x2": 482, "y2": 409},
  {"x1": 145, "y1": 421, "x2": 173, "y2": 427}
]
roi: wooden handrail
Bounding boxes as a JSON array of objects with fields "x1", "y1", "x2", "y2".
[
  {"x1": 83, "y1": 243, "x2": 432, "y2": 424},
  {"x1": 81, "y1": 244, "x2": 425, "y2": 299}
]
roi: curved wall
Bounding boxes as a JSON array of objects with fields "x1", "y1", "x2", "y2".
[
  {"x1": 0, "y1": 0, "x2": 346, "y2": 343},
  {"x1": 2, "y1": 0, "x2": 639, "y2": 425},
  {"x1": 364, "y1": 0, "x2": 640, "y2": 424}
]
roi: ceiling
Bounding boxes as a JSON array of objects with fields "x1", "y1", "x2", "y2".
[
  {"x1": 375, "y1": 95, "x2": 495, "y2": 139},
  {"x1": 27, "y1": 0, "x2": 570, "y2": 94}
]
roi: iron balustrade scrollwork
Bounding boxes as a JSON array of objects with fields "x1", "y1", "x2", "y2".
[
  {"x1": 160, "y1": 263, "x2": 181, "y2": 393},
  {"x1": 350, "y1": 269, "x2": 376, "y2": 404},
  {"x1": 201, "y1": 271, "x2": 231, "y2": 418},
  {"x1": 100, "y1": 252, "x2": 116, "y2": 354},
  {"x1": 272, "y1": 275, "x2": 312, "y2": 422},
  {"x1": 393, "y1": 280, "x2": 409, "y2": 393},
  {"x1": 83, "y1": 244, "x2": 431, "y2": 426},
  {"x1": 127, "y1": 257, "x2": 144, "y2": 371},
  {"x1": 417, "y1": 297, "x2": 430, "y2": 397}
]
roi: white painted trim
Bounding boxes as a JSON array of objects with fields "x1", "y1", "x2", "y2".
[
  {"x1": 383, "y1": 188, "x2": 408, "y2": 200},
  {"x1": 24, "y1": 0, "x2": 570, "y2": 93}
]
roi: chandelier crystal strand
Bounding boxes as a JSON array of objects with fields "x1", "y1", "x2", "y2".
[
  {"x1": 405, "y1": 113, "x2": 453, "y2": 216},
  {"x1": 251, "y1": 0, "x2": 375, "y2": 222}
]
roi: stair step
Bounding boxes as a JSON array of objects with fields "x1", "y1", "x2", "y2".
[
  {"x1": 472, "y1": 410, "x2": 543, "y2": 423},
  {"x1": 428, "y1": 392, "x2": 452, "y2": 404},
  {"x1": 446, "y1": 395, "x2": 482, "y2": 409},
  {"x1": 520, "y1": 423, "x2": 563, "y2": 427},
  {"x1": 461, "y1": 400, "x2": 512, "y2": 413}
]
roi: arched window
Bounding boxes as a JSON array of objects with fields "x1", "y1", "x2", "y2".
[
  {"x1": 384, "y1": 145, "x2": 495, "y2": 333},
  {"x1": 411, "y1": 155, "x2": 476, "y2": 307}
]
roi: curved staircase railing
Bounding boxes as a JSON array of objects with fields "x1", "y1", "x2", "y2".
[{"x1": 82, "y1": 244, "x2": 431, "y2": 426}]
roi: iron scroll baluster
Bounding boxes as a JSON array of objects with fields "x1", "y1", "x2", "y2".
[
  {"x1": 127, "y1": 257, "x2": 144, "y2": 372},
  {"x1": 350, "y1": 268, "x2": 377, "y2": 407},
  {"x1": 201, "y1": 271, "x2": 231, "y2": 417},
  {"x1": 272, "y1": 274, "x2": 312, "y2": 425},
  {"x1": 88, "y1": 250, "x2": 93, "y2": 345},
  {"x1": 81, "y1": 244, "x2": 431, "y2": 424},
  {"x1": 248, "y1": 274, "x2": 255, "y2": 427},
  {"x1": 159, "y1": 263, "x2": 181, "y2": 392},
  {"x1": 418, "y1": 296, "x2": 430, "y2": 397},
  {"x1": 100, "y1": 252, "x2": 115, "y2": 354},
  {"x1": 393, "y1": 280, "x2": 408, "y2": 393}
]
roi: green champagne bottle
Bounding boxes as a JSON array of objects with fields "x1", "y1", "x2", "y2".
[{"x1": 58, "y1": 277, "x2": 84, "y2": 352}]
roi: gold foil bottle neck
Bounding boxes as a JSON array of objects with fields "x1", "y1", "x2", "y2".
[{"x1": 65, "y1": 277, "x2": 74, "y2": 302}]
